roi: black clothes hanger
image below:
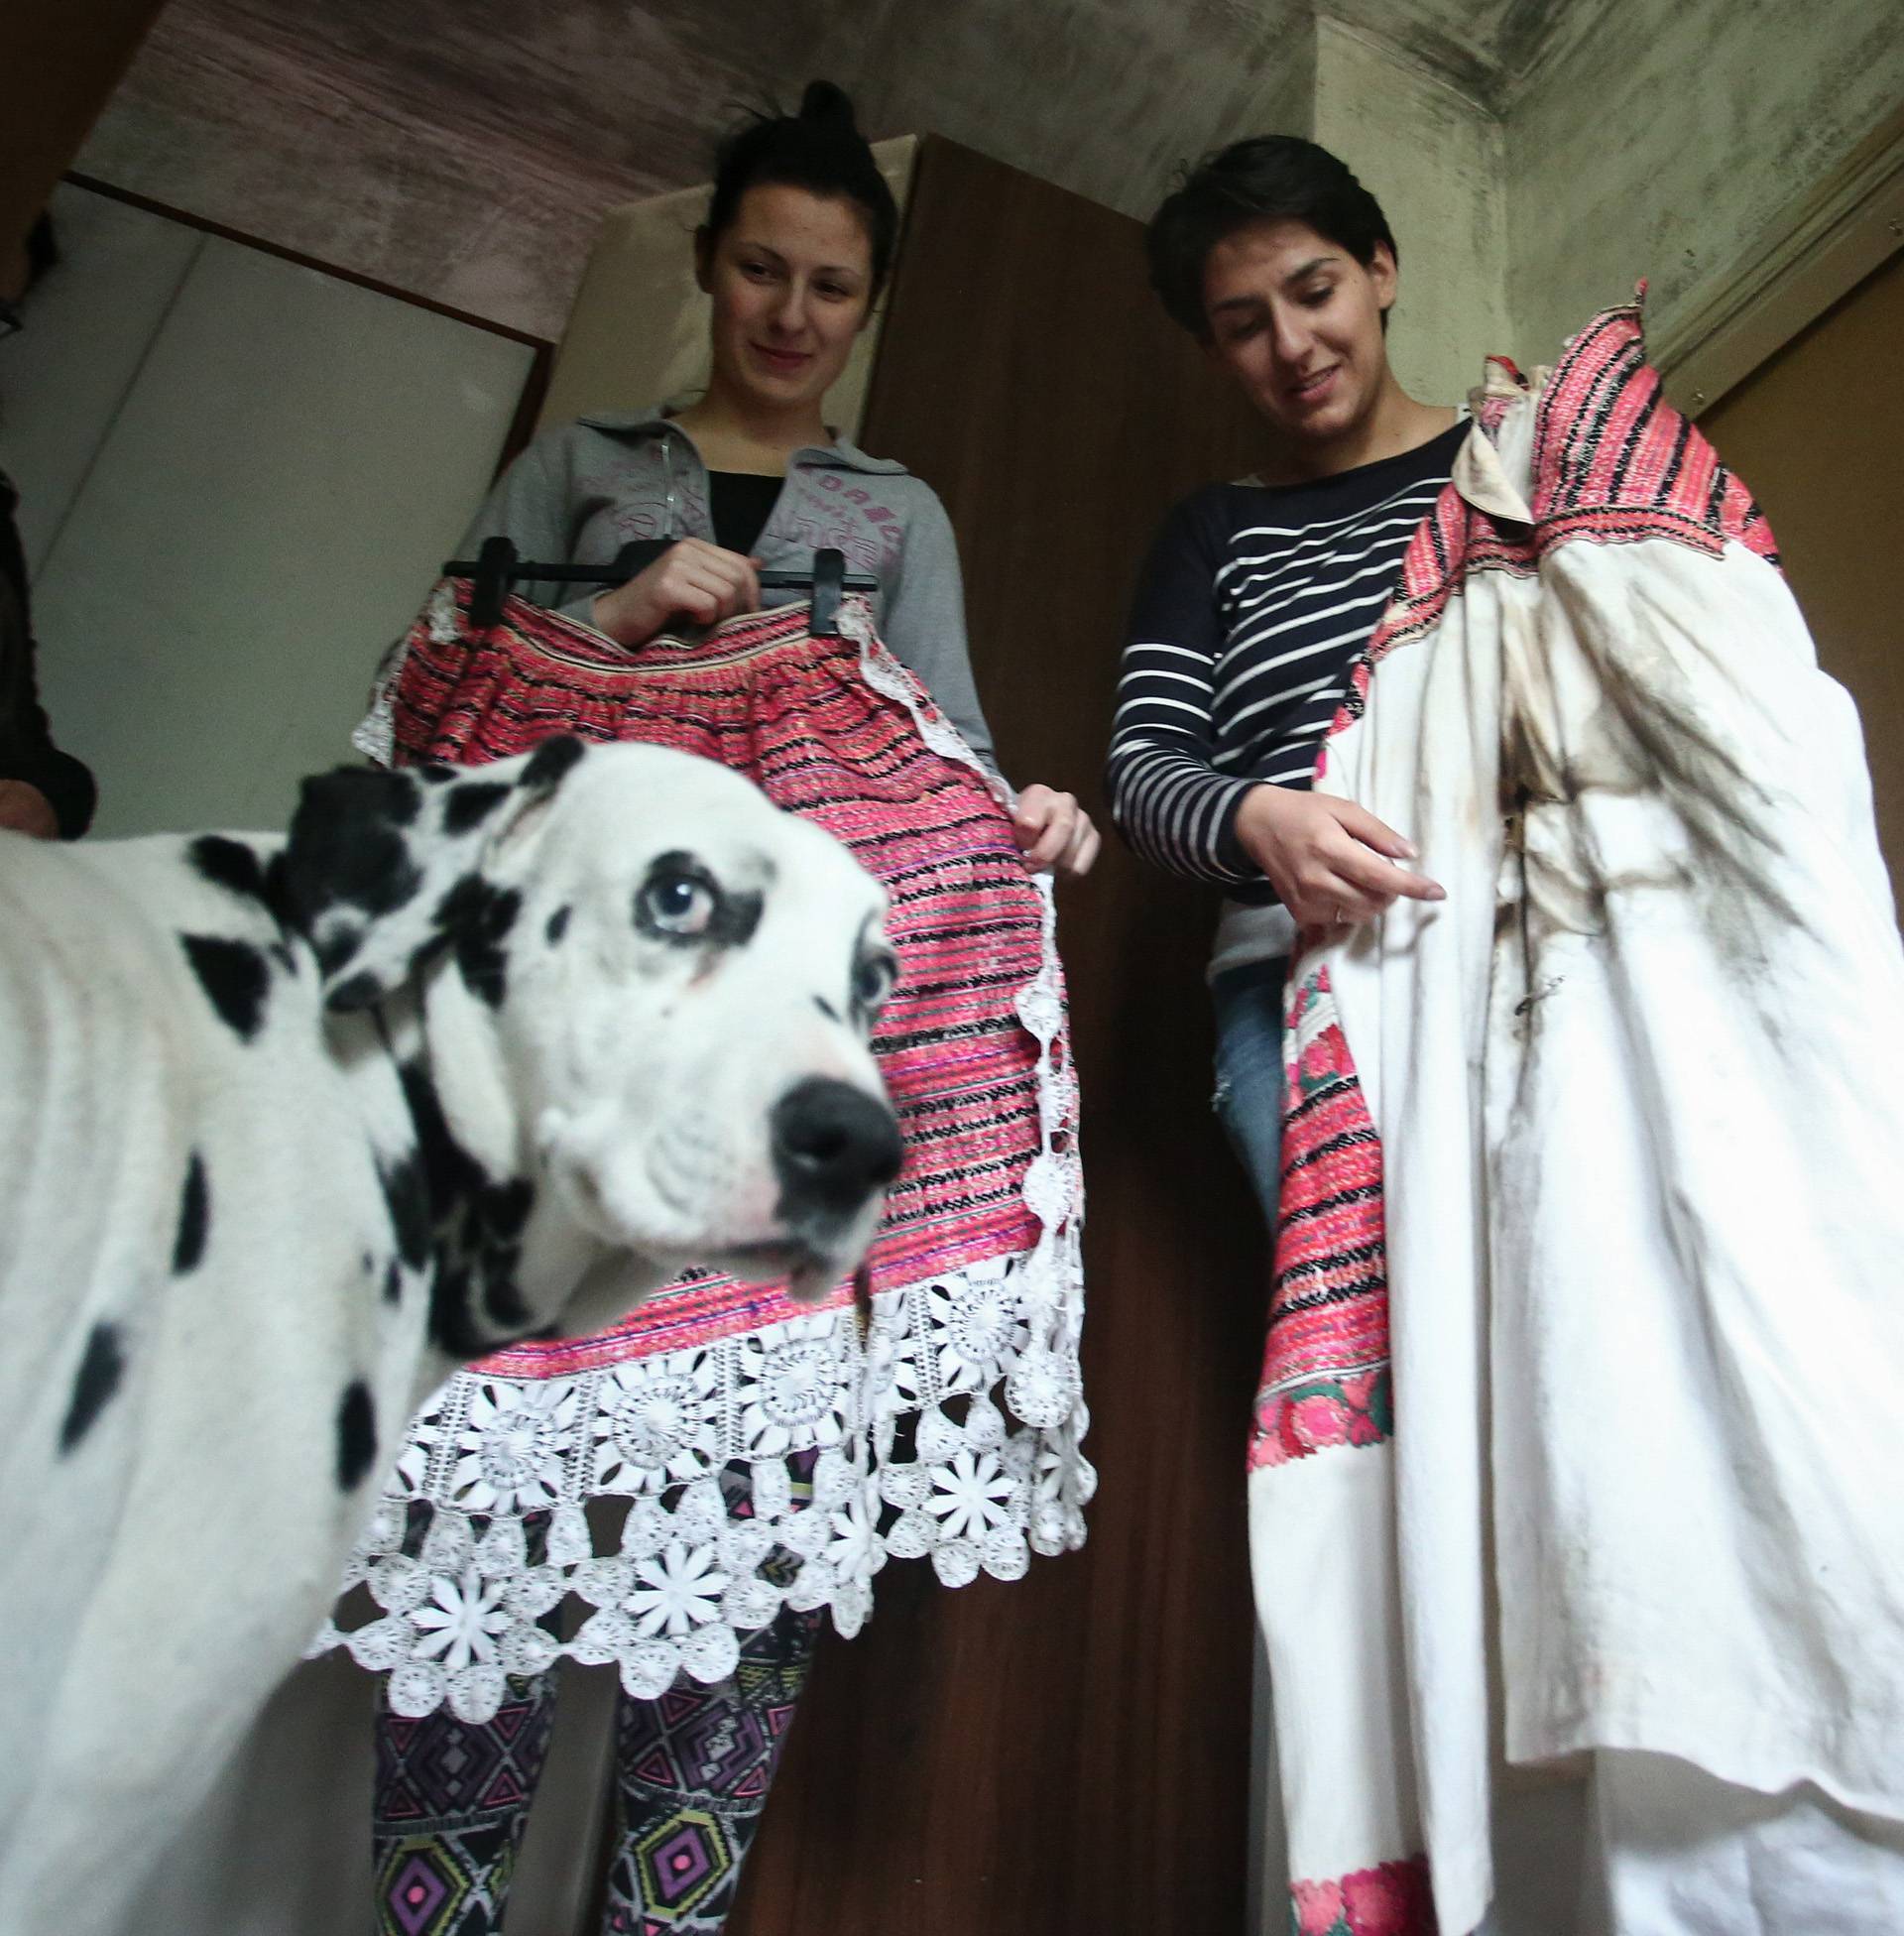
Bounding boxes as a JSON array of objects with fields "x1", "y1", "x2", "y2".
[{"x1": 444, "y1": 539, "x2": 874, "y2": 637}]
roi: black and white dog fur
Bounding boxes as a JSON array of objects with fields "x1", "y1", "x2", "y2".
[{"x1": 0, "y1": 735, "x2": 901, "y2": 1930}]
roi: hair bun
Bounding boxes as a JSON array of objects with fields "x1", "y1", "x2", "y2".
[{"x1": 798, "y1": 79, "x2": 859, "y2": 134}]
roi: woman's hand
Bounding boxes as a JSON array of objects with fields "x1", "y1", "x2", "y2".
[
  {"x1": 0, "y1": 779, "x2": 59, "y2": 839},
  {"x1": 1234, "y1": 783, "x2": 1443, "y2": 926},
  {"x1": 592, "y1": 540, "x2": 762, "y2": 646},
  {"x1": 1012, "y1": 785, "x2": 1101, "y2": 880}
]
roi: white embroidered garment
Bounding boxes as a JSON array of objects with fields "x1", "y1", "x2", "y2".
[{"x1": 1247, "y1": 302, "x2": 1904, "y2": 1933}]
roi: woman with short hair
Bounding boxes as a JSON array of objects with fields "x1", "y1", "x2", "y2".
[{"x1": 1112, "y1": 133, "x2": 1904, "y2": 1936}]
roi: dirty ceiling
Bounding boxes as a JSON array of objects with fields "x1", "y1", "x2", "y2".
[{"x1": 77, "y1": 0, "x2": 1587, "y2": 336}]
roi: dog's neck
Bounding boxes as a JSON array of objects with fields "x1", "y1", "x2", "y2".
[{"x1": 382, "y1": 969, "x2": 603, "y2": 1361}]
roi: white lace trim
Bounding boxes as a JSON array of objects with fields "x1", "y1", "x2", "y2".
[
  {"x1": 351, "y1": 588, "x2": 465, "y2": 768},
  {"x1": 311, "y1": 1253, "x2": 1091, "y2": 1722},
  {"x1": 314, "y1": 615, "x2": 1088, "y2": 1721},
  {"x1": 841, "y1": 596, "x2": 1014, "y2": 805}
]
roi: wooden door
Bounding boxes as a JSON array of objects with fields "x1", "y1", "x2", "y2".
[
  {"x1": 1700, "y1": 247, "x2": 1904, "y2": 904},
  {"x1": 727, "y1": 137, "x2": 1271, "y2": 1936}
]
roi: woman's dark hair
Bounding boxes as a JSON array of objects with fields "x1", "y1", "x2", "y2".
[
  {"x1": 702, "y1": 81, "x2": 898, "y2": 298},
  {"x1": 1146, "y1": 137, "x2": 1396, "y2": 340}
]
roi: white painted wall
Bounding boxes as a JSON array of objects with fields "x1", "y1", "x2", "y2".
[
  {"x1": 1, "y1": 183, "x2": 535, "y2": 839},
  {"x1": 1505, "y1": 0, "x2": 1904, "y2": 364},
  {"x1": 1, "y1": 186, "x2": 199, "y2": 578}
]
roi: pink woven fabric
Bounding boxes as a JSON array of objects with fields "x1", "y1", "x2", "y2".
[{"x1": 390, "y1": 584, "x2": 1062, "y2": 1374}]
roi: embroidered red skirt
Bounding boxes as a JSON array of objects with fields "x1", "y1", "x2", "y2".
[
  {"x1": 319, "y1": 583, "x2": 1090, "y2": 1720},
  {"x1": 389, "y1": 580, "x2": 1054, "y2": 1363}
]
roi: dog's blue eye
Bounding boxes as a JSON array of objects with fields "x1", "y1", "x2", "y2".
[
  {"x1": 641, "y1": 872, "x2": 717, "y2": 936},
  {"x1": 853, "y1": 950, "x2": 897, "y2": 1014}
]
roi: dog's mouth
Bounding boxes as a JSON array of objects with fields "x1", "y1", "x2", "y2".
[
  {"x1": 541, "y1": 1125, "x2": 872, "y2": 1307},
  {"x1": 726, "y1": 1239, "x2": 847, "y2": 1305}
]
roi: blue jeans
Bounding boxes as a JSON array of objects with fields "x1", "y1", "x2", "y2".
[{"x1": 1210, "y1": 955, "x2": 1291, "y2": 1234}]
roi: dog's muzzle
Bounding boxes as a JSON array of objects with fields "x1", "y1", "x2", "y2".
[{"x1": 771, "y1": 1077, "x2": 903, "y2": 1233}]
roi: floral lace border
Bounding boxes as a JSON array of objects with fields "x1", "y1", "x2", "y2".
[{"x1": 310, "y1": 1252, "x2": 1093, "y2": 1721}]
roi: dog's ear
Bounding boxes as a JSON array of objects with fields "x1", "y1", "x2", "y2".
[{"x1": 281, "y1": 735, "x2": 590, "y2": 1012}]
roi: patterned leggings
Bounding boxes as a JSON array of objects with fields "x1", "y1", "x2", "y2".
[{"x1": 372, "y1": 1603, "x2": 821, "y2": 1936}]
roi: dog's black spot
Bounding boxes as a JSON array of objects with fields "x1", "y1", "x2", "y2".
[
  {"x1": 383, "y1": 1258, "x2": 403, "y2": 1305},
  {"x1": 399, "y1": 1063, "x2": 484, "y2": 1210},
  {"x1": 187, "y1": 836, "x2": 298, "y2": 939},
  {"x1": 710, "y1": 890, "x2": 764, "y2": 948},
  {"x1": 417, "y1": 763, "x2": 457, "y2": 786},
  {"x1": 389, "y1": 1059, "x2": 545, "y2": 1357},
  {"x1": 281, "y1": 769, "x2": 425, "y2": 940},
  {"x1": 376, "y1": 849, "x2": 424, "y2": 897},
  {"x1": 470, "y1": 1179, "x2": 536, "y2": 1329},
  {"x1": 173, "y1": 1153, "x2": 209, "y2": 1273},
  {"x1": 483, "y1": 1273, "x2": 531, "y2": 1329},
  {"x1": 521, "y1": 734, "x2": 585, "y2": 793},
  {"x1": 373, "y1": 771, "x2": 424, "y2": 826},
  {"x1": 378, "y1": 1149, "x2": 431, "y2": 1271},
  {"x1": 188, "y1": 834, "x2": 272, "y2": 906},
  {"x1": 180, "y1": 933, "x2": 272, "y2": 1040},
  {"x1": 435, "y1": 876, "x2": 521, "y2": 1009},
  {"x1": 813, "y1": 996, "x2": 841, "y2": 1023},
  {"x1": 481, "y1": 1178, "x2": 535, "y2": 1240},
  {"x1": 60, "y1": 1322, "x2": 126, "y2": 1454},
  {"x1": 545, "y1": 905, "x2": 571, "y2": 944},
  {"x1": 336, "y1": 1380, "x2": 377, "y2": 1492},
  {"x1": 314, "y1": 921, "x2": 365, "y2": 976},
  {"x1": 443, "y1": 781, "x2": 510, "y2": 836},
  {"x1": 430, "y1": 1268, "x2": 486, "y2": 1358},
  {"x1": 326, "y1": 969, "x2": 382, "y2": 1013},
  {"x1": 397, "y1": 1060, "x2": 486, "y2": 1353}
]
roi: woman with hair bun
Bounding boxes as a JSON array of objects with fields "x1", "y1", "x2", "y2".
[
  {"x1": 344, "y1": 83, "x2": 1096, "y2": 1935},
  {"x1": 365, "y1": 80, "x2": 1095, "y2": 874}
]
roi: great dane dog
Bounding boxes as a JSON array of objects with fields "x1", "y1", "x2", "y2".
[{"x1": 0, "y1": 734, "x2": 902, "y2": 1931}]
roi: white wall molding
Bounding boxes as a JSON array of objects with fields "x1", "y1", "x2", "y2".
[{"x1": 1653, "y1": 101, "x2": 1904, "y2": 417}]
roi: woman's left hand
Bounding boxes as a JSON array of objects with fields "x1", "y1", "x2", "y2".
[
  {"x1": 0, "y1": 780, "x2": 59, "y2": 839},
  {"x1": 1012, "y1": 785, "x2": 1101, "y2": 880}
]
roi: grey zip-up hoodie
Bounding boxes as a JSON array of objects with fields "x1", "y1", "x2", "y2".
[{"x1": 450, "y1": 410, "x2": 995, "y2": 761}]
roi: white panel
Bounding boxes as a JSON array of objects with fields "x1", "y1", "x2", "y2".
[
  {"x1": 135, "y1": 1646, "x2": 618, "y2": 1936},
  {"x1": 0, "y1": 182, "x2": 202, "y2": 578},
  {"x1": 537, "y1": 134, "x2": 917, "y2": 442},
  {"x1": 29, "y1": 228, "x2": 536, "y2": 837}
]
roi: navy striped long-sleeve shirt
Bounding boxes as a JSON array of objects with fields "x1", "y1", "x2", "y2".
[{"x1": 1107, "y1": 420, "x2": 1466, "y2": 904}]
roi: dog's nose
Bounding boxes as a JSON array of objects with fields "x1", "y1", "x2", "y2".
[{"x1": 772, "y1": 1078, "x2": 903, "y2": 1220}]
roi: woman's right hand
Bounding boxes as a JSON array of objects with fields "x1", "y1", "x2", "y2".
[
  {"x1": 591, "y1": 539, "x2": 762, "y2": 647},
  {"x1": 1234, "y1": 783, "x2": 1445, "y2": 927}
]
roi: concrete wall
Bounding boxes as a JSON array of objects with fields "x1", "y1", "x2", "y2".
[
  {"x1": 810, "y1": 0, "x2": 1319, "y2": 225},
  {"x1": 1505, "y1": 0, "x2": 1904, "y2": 364},
  {"x1": 65, "y1": 1, "x2": 1904, "y2": 376},
  {"x1": 1314, "y1": 15, "x2": 1510, "y2": 407}
]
